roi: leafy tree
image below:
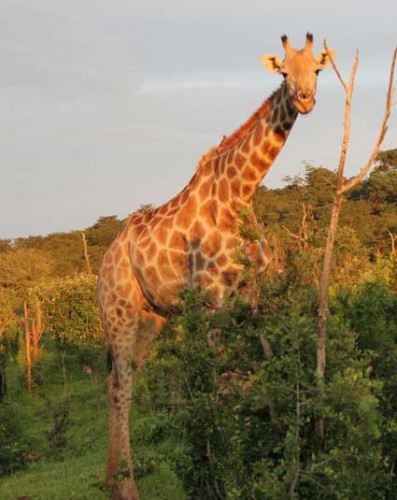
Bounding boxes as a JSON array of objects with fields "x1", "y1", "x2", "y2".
[
  {"x1": 0, "y1": 248, "x2": 53, "y2": 293},
  {"x1": 360, "y1": 164, "x2": 397, "y2": 208},
  {"x1": 0, "y1": 240, "x2": 12, "y2": 253},
  {"x1": 12, "y1": 216, "x2": 123, "y2": 277},
  {"x1": 33, "y1": 274, "x2": 102, "y2": 346},
  {"x1": 0, "y1": 249, "x2": 52, "y2": 396},
  {"x1": 85, "y1": 215, "x2": 123, "y2": 248},
  {"x1": 142, "y1": 270, "x2": 391, "y2": 498},
  {"x1": 376, "y1": 148, "x2": 397, "y2": 169},
  {"x1": 14, "y1": 232, "x2": 85, "y2": 277},
  {"x1": 334, "y1": 255, "x2": 397, "y2": 493},
  {"x1": 0, "y1": 403, "x2": 30, "y2": 475},
  {"x1": 0, "y1": 288, "x2": 21, "y2": 402},
  {"x1": 85, "y1": 215, "x2": 123, "y2": 272}
]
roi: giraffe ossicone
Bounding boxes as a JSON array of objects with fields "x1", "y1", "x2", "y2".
[{"x1": 98, "y1": 33, "x2": 334, "y2": 499}]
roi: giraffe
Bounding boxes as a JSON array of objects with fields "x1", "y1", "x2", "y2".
[{"x1": 98, "y1": 33, "x2": 334, "y2": 499}]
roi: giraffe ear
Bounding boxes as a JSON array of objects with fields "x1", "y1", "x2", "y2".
[
  {"x1": 316, "y1": 49, "x2": 336, "y2": 69},
  {"x1": 261, "y1": 54, "x2": 283, "y2": 73}
]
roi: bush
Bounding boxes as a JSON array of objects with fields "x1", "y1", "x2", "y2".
[
  {"x1": 143, "y1": 269, "x2": 393, "y2": 498},
  {"x1": 33, "y1": 274, "x2": 103, "y2": 346},
  {"x1": 0, "y1": 403, "x2": 30, "y2": 476}
]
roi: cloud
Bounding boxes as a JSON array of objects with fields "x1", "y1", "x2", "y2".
[
  {"x1": 139, "y1": 75, "x2": 264, "y2": 94},
  {"x1": 0, "y1": 0, "x2": 396, "y2": 239},
  {"x1": 0, "y1": 1, "x2": 140, "y2": 96}
]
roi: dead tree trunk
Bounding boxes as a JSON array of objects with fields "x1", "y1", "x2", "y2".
[
  {"x1": 24, "y1": 301, "x2": 32, "y2": 391},
  {"x1": 316, "y1": 43, "x2": 396, "y2": 436},
  {"x1": 32, "y1": 300, "x2": 43, "y2": 361},
  {"x1": 82, "y1": 232, "x2": 93, "y2": 275}
]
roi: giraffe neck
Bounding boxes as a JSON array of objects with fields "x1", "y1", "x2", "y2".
[{"x1": 195, "y1": 83, "x2": 298, "y2": 206}]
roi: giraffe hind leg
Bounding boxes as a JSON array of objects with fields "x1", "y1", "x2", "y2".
[
  {"x1": 106, "y1": 321, "x2": 139, "y2": 500},
  {"x1": 105, "y1": 309, "x2": 167, "y2": 500}
]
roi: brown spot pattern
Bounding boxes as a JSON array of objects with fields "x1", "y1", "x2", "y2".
[
  {"x1": 170, "y1": 231, "x2": 186, "y2": 250},
  {"x1": 202, "y1": 231, "x2": 222, "y2": 256},
  {"x1": 218, "y1": 177, "x2": 230, "y2": 203},
  {"x1": 250, "y1": 152, "x2": 262, "y2": 169},
  {"x1": 242, "y1": 185, "x2": 254, "y2": 198},
  {"x1": 189, "y1": 220, "x2": 205, "y2": 241},
  {"x1": 253, "y1": 123, "x2": 263, "y2": 146},
  {"x1": 227, "y1": 166, "x2": 237, "y2": 179},
  {"x1": 198, "y1": 178, "x2": 212, "y2": 199},
  {"x1": 235, "y1": 153, "x2": 246, "y2": 169},
  {"x1": 244, "y1": 166, "x2": 258, "y2": 182}
]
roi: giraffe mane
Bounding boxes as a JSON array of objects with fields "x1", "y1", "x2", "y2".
[{"x1": 194, "y1": 85, "x2": 281, "y2": 172}]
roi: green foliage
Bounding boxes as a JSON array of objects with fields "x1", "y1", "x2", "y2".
[
  {"x1": 0, "y1": 239, "x2": 12, "y2": 253},
  {"x1": 377, "y1": 148, "x2": 397, "y2": 169},
  {"x1": 33, "y1": 274, "x2": 103, "y2": 346},
  {"x1": 85, "y1": 215, "x2": 123, "y2": 248},
  {"x1": 85, "y1": 215, "x2": 124, "y2": 272},
  {"x1": 144, "y1": 256, "x2": 395, "y2": 498},
  {"x1": 334, "y1": 257, "x2": 397, "y2": 495},
  {"x1": 0, "y1": 288, "x2": 22, "y2": 402},
  {"x1": 14, "y1": 231, "x2": 86, "y2": 277},
  {"x1": 238, "y1": 207, "x2": 263, "y2": 242},
  {"x1": 0, "y1": 403, "x2": 30, "y2": 476},
  {"x1": 0, "y1": 247, "x2": 53, "y2": 293},
  {"x1": 41, "y1": 395, "x2": 71, "y2": 460},
  {"x1": 0, "y1": 345, "x2": 185, "y2": 499},
  {"x1": 254, "y1": 156, "x2": 397, "y2": 257},
  {"x1": 13, "y1": 215, "x2": 123, "y2": 277}
]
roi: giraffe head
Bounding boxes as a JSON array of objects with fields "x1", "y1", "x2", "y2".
[{"x1": 261, "y1": 33, "x2": 335, "y2": 114}]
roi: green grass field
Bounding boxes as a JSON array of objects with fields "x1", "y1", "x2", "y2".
[{"x1": 0, "y1": 343, "x2": 186, "y2": 499}]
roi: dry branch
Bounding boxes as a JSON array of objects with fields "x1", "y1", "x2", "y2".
[
  {"x1": 386, "y1": 229, "x2": 397, "y2": 255},
  {"x1": 316, "y1": 43, "x2": 397, "y2": 386},
  {"x1": 341, "y1": 46, "x2": 397, "y2": 194},
  {"x1": 24, "y1": 301, "x2": 32, "y2": 391},
  {"x1": 82, "y1": 232, "x2": 93, "y2": 275},
  {"x1": 282, "y1": 203, "x2": 310, "y2": 250},
  {"x1": 32, "y1": 300, "x2": 43, "y2": 360}
]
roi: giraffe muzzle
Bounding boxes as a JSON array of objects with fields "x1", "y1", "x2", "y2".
[{"x1": 293, "y1": 91, "x2": 316, "y2": 114}]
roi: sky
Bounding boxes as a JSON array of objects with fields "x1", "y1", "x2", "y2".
[{"x1": 1, "y1": 0, "x2": 396, "y2": 240}]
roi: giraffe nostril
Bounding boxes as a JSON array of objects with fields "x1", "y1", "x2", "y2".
[{"x1": 297, "y1": 90, "x2": 312, "y2": 101}]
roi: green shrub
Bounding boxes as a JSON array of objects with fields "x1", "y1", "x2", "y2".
[
  {"x1": 0, "y1": 403, "x2": 30, "y2": 476},
  {"x1": 143, "y1": 269, "x2": 392, "y2": 499}
]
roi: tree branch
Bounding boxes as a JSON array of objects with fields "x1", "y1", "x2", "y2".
[
  {"x1": 340, "y1": 47, "x2": 397, "y2": 194},
  {"x1": 324, "y1": 41, "x2": 359, "y2": 191}
]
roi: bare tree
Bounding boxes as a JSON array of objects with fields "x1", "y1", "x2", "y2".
[
  {"x1": 82, "y1": 232, "x2": 93, "y2": 275},
  {"x1": 31, "y1": 300, "x2": 43, "y2": 361},
  {"x1": 282, "y1": 203, "x2": 312, "y2": 252},
  {"x1": 386, "y1": 228, "x2": 397, "y2": 255},
  {"x1": 24, "y1": 301, "x2": 32, "y2": 391},
  {"x1": 316, "y1": 43, "x2": 396, "y2": 435},
  {"x1": 23, "y1": 300, "x2": 44, "y2": 390}
]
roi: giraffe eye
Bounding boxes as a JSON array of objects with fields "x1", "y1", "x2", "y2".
[{"x1": 315, "y1": 69, "x2": 321, "y2": 75}]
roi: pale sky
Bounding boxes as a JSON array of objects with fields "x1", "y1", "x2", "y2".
[{"x1": 1, "y1": 0, "x2": 396, "y2": 239}]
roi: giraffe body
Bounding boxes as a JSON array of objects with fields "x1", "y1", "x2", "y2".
[{"x1": 98, "y1": 33, "x2": 334, "y2": 499}]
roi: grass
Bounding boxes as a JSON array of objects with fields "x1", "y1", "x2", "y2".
[
  {"x1": 0, "y1": 449, "x2": 186, "y2": 500},
  {"x1": 0, "y1": 452, "x2": 107, "y2": 500},
  {"x1": 0, "y1": 340, "x2": 187, "y2": 499}
]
